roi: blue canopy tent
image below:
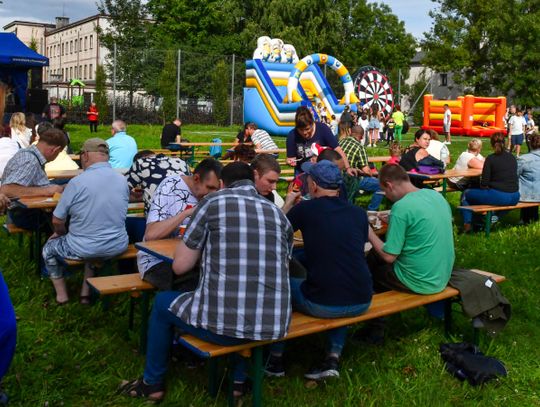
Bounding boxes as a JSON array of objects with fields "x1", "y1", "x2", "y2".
[{"x1": 0, "y1": 33, "x2": 49, "y2": 110}]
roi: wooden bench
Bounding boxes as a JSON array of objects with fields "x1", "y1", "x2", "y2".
[
  {"x1": 87, "y1": 273, "x2": 155, "y2": 352},
  {"x1": 458, "y1": 201, "x2": 540, "y2": 236},
  {"x1": 3, "y1": 223, "x2": 33, "y2": 256},
  {"x1": 63, "y1": 244, "x2": 139, "y2": 267},
  {"x1": 176, "y1": 269, "x2": 504, "y2": 407}
]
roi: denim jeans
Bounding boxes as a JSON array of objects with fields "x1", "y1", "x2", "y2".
[
  {"x1": 143, "y1": 291, "x2": 250, "y2": 385},
  {"x1": 460, "y1": 188, "x2": 520, "y2": 224},
  {"x1": 357, "y1": 177, "x2": 384, "y2": 211},
  {"x1": 0, "y1": 270, "x2": 16, "y2": 381},
  {"x1": 271, "y1": 278, "x2": 370, "y2": 356}
]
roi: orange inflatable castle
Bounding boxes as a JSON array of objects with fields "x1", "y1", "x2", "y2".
[{"x1": 422, "y1": 94, "x2": 507, "y2": 137}]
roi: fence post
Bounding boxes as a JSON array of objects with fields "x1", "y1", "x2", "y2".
[
  {"x1": 112, "y1": 42, "x2": 117, "y2": 121},
  {"x1": 230, "y1": 54, "x2": 235, "y2": 126},
  {"x1": 176, "y1": 49, "x2": 181, "y2": 118}
]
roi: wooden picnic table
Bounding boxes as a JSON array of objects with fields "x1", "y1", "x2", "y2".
[
  {"x1": 46, "y1": 169, "x2": 83, "y2": 179},
  {"x1": 137, "y1": 223, "x2": 387, "y2": 261},
  {"x1": 409, "y1": 168, "x2": 482, "y2": 196},
  {"x1": 16, "y1": 196, "x2": 144, "y2": 213}
]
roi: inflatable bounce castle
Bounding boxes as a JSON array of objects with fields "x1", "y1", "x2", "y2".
[
  {"x1": 422, "y1": 94, "x2": 507, "y2": 137},
  {"x1": 244, "y1": 36, "x2": 359, "y2": 136}
]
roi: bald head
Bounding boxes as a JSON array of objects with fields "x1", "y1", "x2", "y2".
[{"x1": 112, "y1": 120, "x2": 127, "y2": 133}]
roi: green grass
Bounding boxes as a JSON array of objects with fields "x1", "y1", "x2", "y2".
[{"x1": 2, "y1": 124, "x2": 539, "y2": 406}]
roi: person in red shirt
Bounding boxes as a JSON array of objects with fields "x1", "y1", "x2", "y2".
[{"x1": 86, "y1": 102, "x2": 99, "y2": 133}]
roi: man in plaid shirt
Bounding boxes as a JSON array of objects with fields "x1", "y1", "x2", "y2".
[
  {"x1": 339, "y1": 126, "x2": 383, "y2": 210},
  {"x1": 121, "y1": 162, "x2": 293, "y2": 402}
]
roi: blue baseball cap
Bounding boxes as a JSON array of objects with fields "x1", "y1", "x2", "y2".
[{"x1": 301, "y1": 160, "x2": 343, "y2": 190}]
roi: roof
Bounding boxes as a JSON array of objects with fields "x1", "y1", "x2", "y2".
[
  {"x1": 45, "y1": 14, "x2": 106, "y2": 36},
  {"x1": 0, "y1": 33, "x2": 49, "y2": 67},
  {"x1": 3, "y1": 20, "x2": 55, "y2": 30},
  {"x1": 411, "y1": 51, "x2": 425, "y2": 65}
]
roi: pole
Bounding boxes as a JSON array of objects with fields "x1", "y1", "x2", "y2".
[
  {"x1": 176, "y1": 49, "x2": 181, "y2": 118},
  {"x1": 397, "y1": 68, "x2": 401, "y2": 105},
  {"x1": 230, "y1": 54, "x2": 235, "y2": 126},
  {"x1": 112, "y1": 42, "x2": 117, "y2": 121}
]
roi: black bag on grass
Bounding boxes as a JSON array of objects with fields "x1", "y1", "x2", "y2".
[{"x1": 439, "y1": 342, "x2": 507, "y2": 386}]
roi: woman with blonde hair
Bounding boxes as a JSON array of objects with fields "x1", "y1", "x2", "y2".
[
  {"x1": 9, "y1": 112, "x2": 32, "y2": 148},
  {"x1": 448, "y1": 138, "x2": 485, "y2": 190}
]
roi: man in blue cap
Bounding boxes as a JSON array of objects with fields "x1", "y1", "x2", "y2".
[{"x1": 267, "y1": 160, "x2": 373, "y2": 380}]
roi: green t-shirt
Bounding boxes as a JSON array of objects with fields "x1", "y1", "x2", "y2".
[
  {"x1": 392, "y1": 111, "x2": 404, "y2": 126},
  {"x1": 383, "y1": 189, "x2": 455, "y2": 294}
]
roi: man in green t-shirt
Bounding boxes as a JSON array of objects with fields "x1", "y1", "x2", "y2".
[{"x1": 357, "y1": 164, "x2": 455, "y2": 343}]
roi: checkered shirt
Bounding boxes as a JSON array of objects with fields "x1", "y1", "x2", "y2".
[
  {"x1": 0, "y1": 145, "x2": 49, "y2": 187},
  {"x1": 170, "y1": 180, "x2": 294, "y2": 340},
  {"x1": 339, "y1": 136, "x2": 369, "y2": 170}
]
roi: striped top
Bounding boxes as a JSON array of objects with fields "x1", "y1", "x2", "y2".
[
  {"x1": 170, "y1": 180, "x2": 294, "y2": 340},
  {"x1": 251, "y1": 129, "x2": 278, "y2": 151}
]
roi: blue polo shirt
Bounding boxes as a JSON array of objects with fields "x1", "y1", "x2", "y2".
[
  {"x1": 53, "y1": 162, "x2": 129, "y2": 258},
  {"x1": 107, "y1": 131, "x2": 138, "y2": 169}
]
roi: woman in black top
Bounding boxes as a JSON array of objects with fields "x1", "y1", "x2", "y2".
[
  {"x1": 400, "y1": 129, "x2": 445, "y2": 172},
  {"x1": 460, "y1": 132, "x2": 520, "y2": 232}
]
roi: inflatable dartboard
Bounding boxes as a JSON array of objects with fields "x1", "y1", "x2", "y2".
[{"x1": 353, "y1": 66, "x2": 394, "y2": 115}]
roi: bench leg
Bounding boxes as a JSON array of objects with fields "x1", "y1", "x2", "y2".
[
  {"x1": 472, "y1": 328, "x2": 480, "y2": 346},
  {"x1": 251, "y1": 347, "x2": 263, "y2": 407},
  {"x1": 484, "y1": 211, "x2": 492, "y2": 237},
  {"x1": 442, "y1": 179, "x2": 447, "y2": 198},
  {"x1": 207, "y1": 358, "x2": 219, "y2": 398},
  {"x1": 138, "y1": 291, "x2": 150, "y2": 354},
  {"x1": 227, "y1": 355, "x2": 235, "y2": 407},
  {"x1": 444, "y1": 299, "x2": 453, "y2": 337}
]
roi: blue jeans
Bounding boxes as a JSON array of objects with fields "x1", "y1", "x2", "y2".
[
  {"x1": 0, "y1": 270, "x2": 16, "y2": 381},
  {"x1": 271, "y1": 278, "x2": 370, "y2": 356},
  {"x1": 358, "y1": 177, "x2": 384, "y2": 211},
  {"x1": 460, "y1": 188, "x2": 520, "y2": 224},
  {"x1": 143, "y1": 291, "x2": 250, "y2": 385}
]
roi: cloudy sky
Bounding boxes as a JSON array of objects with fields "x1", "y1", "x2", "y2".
[{"x1": 0, "y1": 0, "x2": 435, "y2": 40}]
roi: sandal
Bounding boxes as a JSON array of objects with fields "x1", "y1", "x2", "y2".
[{"x1": 118, "y1": 378, "x2": 165, "y2": 403}]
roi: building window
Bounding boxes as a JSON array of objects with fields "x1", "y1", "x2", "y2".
[
  {"x1": 70, "y1": 41, "x2": 73, "y2": 53},
  {"x1": 70, "y1": 67, "x2": 73, "y2": 79},
  {"x1": 440, "y1": 73, "x2": 448, "y2": 87},
  {"x1": 62, "y1": 68, "x2": 64, "y2": 81},
  {"x1": 90, "y1": 35, "x2": 93, "y2": 49},
  {"x1": 61, "y1": 43, "x2": 64, "y2": 55},
  {"x1": 83, "y1": 65, "x2": 87, "y2": 79},
  {"x1": 84, "y1": 37, "x2": 87, "y2": 50},
  {"x1": 79, "y1": 65, "x2": 82, "y2": 78},
  {"x1": 89, "y1": 64, "x2": 93, "y2": 80},
  {"x1": 75, "y1": 39, "x2": 78, "y2": 53}
]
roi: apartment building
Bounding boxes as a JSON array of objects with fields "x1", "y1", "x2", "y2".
[{"x1": 3, "y1": 15, "x2": 110, "y2": 98}]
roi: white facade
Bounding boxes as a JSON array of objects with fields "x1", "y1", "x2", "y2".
[{"x1": 3, "y1": 15, "x2": 110, "y2": 99}]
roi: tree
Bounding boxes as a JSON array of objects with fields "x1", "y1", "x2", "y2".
[
  {"x1": 211, "y1": 60, "x2": 230, "y2": 125},
  {"x1": 94, "y1": 64, "x2": 109, "y2": 124},
  {"x1": 422, "y1": 0, "x2": 540, "y2": 105},
  {"x1": 97, "y1": 0, "x2": 152, "y2": 107},
  {"x1": 158, "y1": 50, "x2": 177, "y2": 123}
]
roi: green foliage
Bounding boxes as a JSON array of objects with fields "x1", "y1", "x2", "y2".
[
  {"x1": 97, "y1": 0, "x2": 152, "y2": 106},
  {"x1": 211, "y1": 60, "x2": 230, "y2": 125},
  {"x1": 145, "y1": 0, "x2": 416, "y2": 90},
  {"x1": 406, "y1": 71, "x2": 430, "y2": 126},
  {"x1": 422, "y1": 0, "x2": 540, "y2": 105},
  {"x1": 158, "y1": 50, "x2": 177, "y2": 123},
  {"x1": 94, "y1": 65, "x2": 109, "y2": 124}
]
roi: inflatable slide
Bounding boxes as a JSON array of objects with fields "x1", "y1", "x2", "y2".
[{"x1": 244, "y1": 37, "x2": 358, "y2": 136}]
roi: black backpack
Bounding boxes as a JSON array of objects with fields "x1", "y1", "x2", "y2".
[{"x1": 439, "y1": 342, "x2": 507, "y2": 386}]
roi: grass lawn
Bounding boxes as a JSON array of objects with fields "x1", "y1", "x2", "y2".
[{"x1": 1, "y1": 124, "x2": 539, "y2": 406}]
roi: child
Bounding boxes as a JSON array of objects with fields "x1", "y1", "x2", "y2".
[
  {"x1": 330, "y1": 114, "x2": 338, "y2": 137},
  {"x1": 358, "y1": 111, "x2": 369, "y2": 145},
  {"x1": 387, "y1": 142, "x2": 402, "y2": 165},
  {"x1": 385, "y1": 117, "x2": 395, "y2": 145},
  {"x1": 508, "y1": 109, "x2": 526, "y2": 156}
]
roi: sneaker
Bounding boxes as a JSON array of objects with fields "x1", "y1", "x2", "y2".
[
  {"x1": 353, "y1": 325, "x2": 385, "y2": 345},
  {"x1": 264, "y1": 354, "x2": 285, "y2": 377},
  {"x1": 304, "y1": 356, "x2": 340, "y2": 380}
]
